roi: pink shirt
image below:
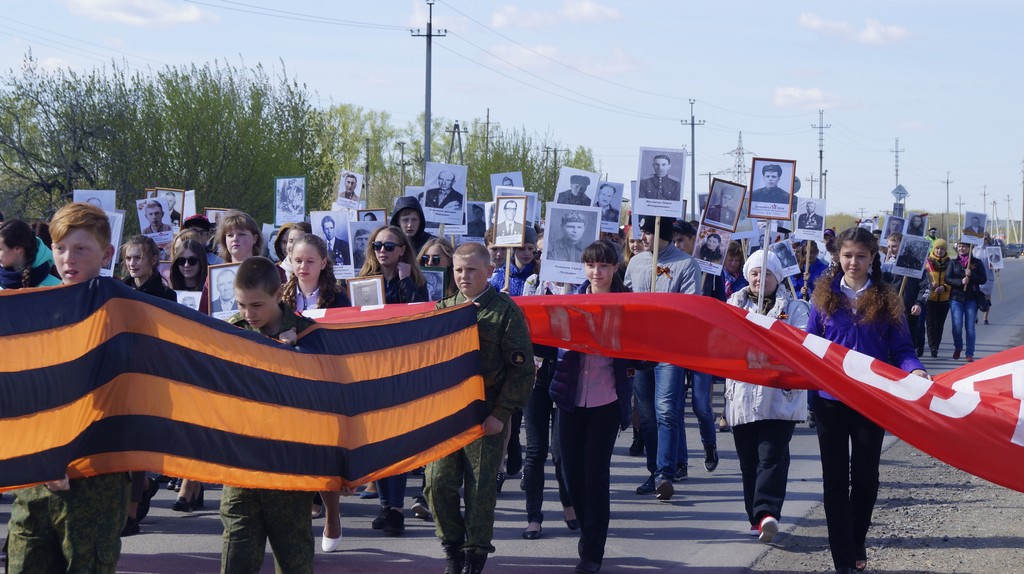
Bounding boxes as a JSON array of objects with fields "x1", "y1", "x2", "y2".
[{"x1": 575, "y1": 353, "x2": 618, "y2": 408}]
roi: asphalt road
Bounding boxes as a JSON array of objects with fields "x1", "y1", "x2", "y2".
[{"x1": 2, "y1": 259, "x2": 1020, "y2": 573}]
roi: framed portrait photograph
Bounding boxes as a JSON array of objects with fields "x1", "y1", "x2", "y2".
[
  {"x1": 349, "y1": 275, "x2": 385, "y2": 308},
  {"x1": 539, "y1": 202, "x2": 601, "y2": 284},
  {"x1": 891, "y1": 235, "x2": 932, "y2": 279},
  {"x1": 335, "y1": 170, "x2": 363, "y2": 208},
  {"x1": 135, "y1": 197, "x2": 173, "y2": 245},
  {"x1": 275, "y1": 176, "x2": 306, "y2": 225},
  {"x1": 154, "y1": 188, "x2": 185, "y2": 229},
  {"x1": 904, "y1": 212, "x2": 928, "y2": 237},
  {"x1": 175, "y1": 290, "x2": 201, "y2": 311},
  {"x1": 702, "y1": 178, "x2": 746, "y2": 232},
  {"x1": 767, "y1": 241, "x2": 800, "y2": 279},
  {"x1": 100, "y1": 209, "x2": 125, "y2": 278},
  {"x1": 205, "y1": 207, "x2": 229, "y2": 224},
  {"x1": 420, "y1": 162, "x2": 467, "y2": 227},
  {"x1": 208, "y1": 263, "x2": 241, "y2": 321},
  {"x1": 748, "y1": 158, "x2": 796, "y2": 220},
  {"x1": 693, "y1": 225, "x2": 733, "y2": 276},
  {"x1": 490, "y1": 171, "x2": 523, "y2": 192},
  {"x1": 793, "y1": 197, "x2": 827, "y2": 241},
  {"x1": 310, "y1": 211, "x2": 352, "y2": 268},
  {"x1": 74, "y1": 189, "x2": 116, "y2": 212},
  {"x1": 348, "y1": 221, "x2": 377, "y2": 273},
  {"x1": 422, "y1": 267, "x2": 446, "y2": 302},
  {"x1": 986, "y1": 246, "x2": 1004, "y2": 270},
  {"x1": 591, "y1": 181, "x2": 624, "y2": 233},
  {"x1": 635, "y1": 146, "x2": 687, "y2": 218},
  {"x1": 463, "y1": 201, "x2": 487, "y2": 242},
  {"x1": 554, "y1": 166, "x2": 601, "y2": 208},
  {"x1": 493, "y1": 195, "x2": 528, "y2": 248},
  {"x1": 495, "y1": 186, "x2": 539, "y2": 227},
  {"x1": 961, "y1": 211, "x2": 987, "y2": 243},
  {"x1": 356, "y1": 209, "x2": 385, "y2": 224},
  {"x1": 882, "y1": 214, "x2": 906, "y2": 242}
]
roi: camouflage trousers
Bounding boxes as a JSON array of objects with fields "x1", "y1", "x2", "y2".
[
  {"x1": 6, "y1": 472, "x2": 130, "y2": 574},
  {"x1": 219, "y1": 486, "x2": 314, "y2": 574},
  {"x1": 424, "y1": 431, "x2": 504, "y2": 555}
]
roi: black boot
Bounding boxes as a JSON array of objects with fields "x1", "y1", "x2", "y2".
[
  {"x1": 442, "y1": 543, "x2": 464, "y2": 574},
  {"x1": 628, "y1": 430, "x2": 644, "y2": 456},
  {"x1": 462, "y1": 551, "x2": 488, "y2": 574}
]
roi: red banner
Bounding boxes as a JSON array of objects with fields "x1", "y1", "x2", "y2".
[{"x1": 319, "y1": 293, "x2": 1024, "y2": 493}]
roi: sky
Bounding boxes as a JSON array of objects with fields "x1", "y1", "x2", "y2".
[{"x1": 2, "y1": 0, "x2": 1022, "y2": 223}]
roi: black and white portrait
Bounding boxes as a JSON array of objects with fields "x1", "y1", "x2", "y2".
[
  {"x1": 357, "y1": 209, "x2": 385, "y2": 223},
  {"x1": 275, "y1": 176, "x2": 306, "y2": 225},
  {"x1": 209, "y1": 263, "x2": 241, "y2": 320},
  {"x1": 464, "y1": 201, "x2": 487, "y2": 241},
  {"x1": 176, "y1": 290, "x2": 201, "y2": 311},
  {"x1": 349, "y1": 275, "x2": 385, "y2": 308},
  {"x1": 555, "y1": 167, "x2": 601, "y2": 207},
  {"x1": 348, "y1": 221, "x2": 377, "y2": 273},
  {"x1": 490, "y1": 171, "x2": 523, "y2": 192},
  {"x1": 962, "y1": 211, "x2": 987, "y2": 241},
  {"x1": 986, "y1": 246, "x2": 1004, "y2": 270},
  {"x1": 793, "y1": 197, "x2": 827, "y2": 242},
  {"x1": 693, "y1": 225, "x2": 733, "y2": 276},
  {"x1": 205, "y1": 208, "x2": 228, "y2": 224},
  {"x1": 74, "y1": 189, "x2": 116, "y2": 213},
  {"x1": 702, "y1": 179, "x2": 746, "y2": 232},
  {"x1": 768, "y1": 241, "x2": 800, "y2": 278},
  {"x1": 495, "y1": 186, "x2": 539, "y2": 227},
  {"x1": 493, "y1": 196, "x2": 528, "y2": 247},
  {"x1": 892, "y1": 235, "x2": 932, "y2": 278},
  {"x1": 592, "y1": 181, "x2": 624, "y2": 233},
  {"x1": 635, "y1": 147, "x2": 686, "y2": 218},
  {"x1": 905, "y1": 212, "x2": 928, "y2": 237},
  {"x1": 422, "y1": 268, "x2": 445, "y2": 302},
  {"x1": 748, "y1": 158, "x2": 796, "y2": 220},
  {"x1": 539, "y1": 202, "x2": 601, "y2": 285},
  {"x1": 311, "y1": 211, "x2": 352, "y2": 267},
  {"x1": 335, "y1": 170, "x2": 363, "y2": 208},
  {"x1": 419, "y1": 162, "x2": 467, "y2": 226},
  {"x1": 883, "y1": 215, "x2": 906, "y2": 241},
  {"x1": 135, "y1": 198, "x2": 173, "y2": 247},
  {"x1": 154, "y1": 188, "x2": 184, "y2": 228},
  {"x1": 100, "y1": 209, "x2": 125, "y2": 278}
]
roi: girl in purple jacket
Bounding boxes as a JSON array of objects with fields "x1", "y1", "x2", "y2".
[{"x1": 807, "y1": 227, "x2": 929, "y2": 574}]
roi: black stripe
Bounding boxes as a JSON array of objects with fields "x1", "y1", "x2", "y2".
[
  {"x1": 0, "y1": 403, "x2": 489, "y2": 488},
  {"x1": 0, "y1": 277, "x2": 478, "y2": 355},
  {"x1": 0, "y1": 333, "x2": 481, "y2": 419}
]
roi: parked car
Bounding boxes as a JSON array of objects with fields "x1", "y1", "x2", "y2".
[{"x1": 1002, "y1": 242, "x2": 1023, "y2": 258}]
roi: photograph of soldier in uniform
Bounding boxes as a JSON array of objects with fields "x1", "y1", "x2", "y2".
[
  {"x1": 768, "y1": 240, "x2": 800, "y2": 278},
  {"x1": 797, "y1": 199, "x2": 824, "y2": 232},
  {"x1": 539, "y1": 202, "x2": 602, "y2": 284},
  {"x1": 748, "y1": 158, "x2": 796, "y2": 220},
  {"x1": 336, "y1": 170, "x2": 363, "y2": 207},
  {"x1": 702, "y1": 179, "x2": 746, "y2": 231},
  {"x1": 275, "y1": 176, "x2": 306, "y2": 225},
  {"x1": 348, "y1": 222, "x2": 376, "y2": 272},
  {"x1": 593, "y1": 181, "x2": 624, "y2": 233},
  {"x1": 418, "y1": 162, "x2": 467, "y2": 226},
  {"x1": 635, "y1": 146, "x2": 686, "y2": 218},
  {"x1": 349, "y1": 275, "x2": 384, "y2": 307},
  {"x1": 892, "y1": 235, "x2": 932, "y2": 278},
  {"x1": 464, "y1": 202, "x2": 487, "y2": 240},
  {"x1": 554, "y1": 167, "x2": 601, "y2": 207}
]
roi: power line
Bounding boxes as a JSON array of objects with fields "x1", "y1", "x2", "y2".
[
  {"x1": 0, "y1": 16, "x2": 167, "y2": 67},
  {"x1": 185, "y1": 0, "x2": 408, "y2": 30}
]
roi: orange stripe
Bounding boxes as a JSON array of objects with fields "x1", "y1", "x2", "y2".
[
  {"x1": 0, "y1": 297, "x2": 479, "y2": 385},
  {"x1": 59, "y1": 424, "x2": 485, "y2": 491}
]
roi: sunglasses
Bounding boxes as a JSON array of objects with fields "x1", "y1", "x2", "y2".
[
  {"x1": 421, "y1": 255, "x2": 444, "y2": 266},
  {"x1": 372, "y1": 241, "x2": 399, "y2": 252},
  {"x1": 175, "y1": 256, "x2": 200, "y2": 266}
]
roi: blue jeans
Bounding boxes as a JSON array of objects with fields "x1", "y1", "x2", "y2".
[
  {"x1": 676, "y1": 371, "x2": 716, "y2": 466},
  {"x1": 633, "y1": 363, "x2": 684, "y2": 479},
  {"x1": 949, "y1": 297, "x2": 978, "y2": 356}
]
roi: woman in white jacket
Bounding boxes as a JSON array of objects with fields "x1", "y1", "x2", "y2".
[{"x1": 725, "y1": 249, "x2": 807, "y2": 543}]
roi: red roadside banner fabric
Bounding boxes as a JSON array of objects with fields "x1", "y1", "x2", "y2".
[{"x1": 319, "y1": 293, "x2": 1024, "y2": 494}]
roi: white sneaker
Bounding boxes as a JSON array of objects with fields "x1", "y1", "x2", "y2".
[
  {"x1": 321, "y1": 523, "x2": 343, "y2": 552},
  {"x1": 758, "y1": 516, "x2": 778, "y2": 543}
]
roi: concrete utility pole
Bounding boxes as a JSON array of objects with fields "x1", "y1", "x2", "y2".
[
  {"x1": 822, "y1": 170, "x2": 828, "y2": 201},
  {"x1": 364, "y1": 137, "x2": 371, "y2": 204},
  {"x1": 445, "y1": 120, "x2": 467, "y2": 164},
  {"x1": 411, "y1": 0, "x2": 446, "y2": 175},
  {"x1": 480, "y1": 108, "x2": 500, "y2": 160},
  {"x1": 890, "y1": 137, "x2": 905, "y2": 188},
  {"x1": 812, "y1": 110, "x2": 830, "y2": 199},
  {"x1": 1007, "y1": 195, "x2": 1018, "y2": 243},
  {"x1": 956, "y1": 196, "x2": 965, "y2": 231},
  {"x1": 397, "y1": 141, "x2": 411, "y2": 189},
  {"x1": 680, "y1": 99, "x2": 704, "y2": 220},
  {"x1": 981, "y1": 185, "x2": 989, "y2": 219},
  {"x1": 543, "y1": 146, "x2": 568, "y2": 204},
  {"x1": 942, "y1": 172, "x2": 953, "y2": 240},
  {"x1": 807, "y1": 172, "x2": 818, "y2": 199}
]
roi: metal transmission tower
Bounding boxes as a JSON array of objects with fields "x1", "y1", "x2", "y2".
[
  {"x1": 680, "y1": 99, "x2": 704, "y2": 220},
  {"x1": 411, "y1": 0, "x2": 446, "y2": 175},
  {"x1": 723, "y1": 132, "x2": 754, "y2": 185},
  {"x1": 812, "y1": 110, "x2": 830, "y2": 199},
  {"x1": 890, "y1": 137, "x2": 905, "y2": 186},
  {"x1": 445, "y1": 120, "x2": 468, "y2": 164}
]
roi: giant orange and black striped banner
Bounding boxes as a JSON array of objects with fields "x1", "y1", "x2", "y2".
[{"x1": 0, "y1": 278, "x2": 486, "y2": 492}]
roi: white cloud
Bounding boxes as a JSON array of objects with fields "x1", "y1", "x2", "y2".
[
  {"x1": 772, "y1": 87, "x2": 842, "y2": 110},
  {"x1": 491, "y1": 0, "x2": 620, "y2": 29},
  {"x1": 799, "y1": 12, "x2": 908, "y2": 46},
  {"x1": 65, "y1": 0, "x2": 217, "y2": 27},
  {"x1": 487, "y1": 44, "x2": 635, "y2": 77},
  {"x1": 39, "y1": 57, "x2": 70, "y2": 71}
]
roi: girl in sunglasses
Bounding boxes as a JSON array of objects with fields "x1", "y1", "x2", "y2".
[
  {"x1": 418, "y1": 238, "x2": 457, "y2": 299},
  {"x1": 169, "y1": 236, "x2": 211, "y2": 314},
  {"x1": 356, "y1": 225, "x2": 428, "y2": 536}
]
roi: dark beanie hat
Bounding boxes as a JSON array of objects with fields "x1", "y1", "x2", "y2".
[{"x1": 639, "y1": 216, "x2": 675, "y2": 241}]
